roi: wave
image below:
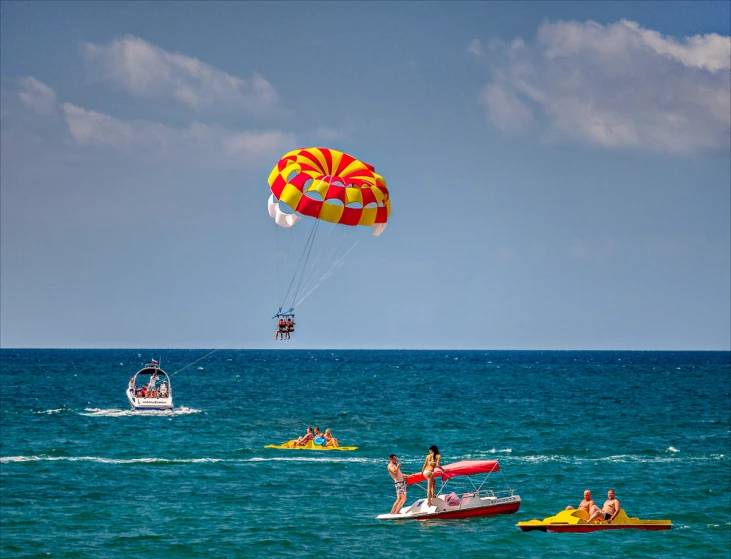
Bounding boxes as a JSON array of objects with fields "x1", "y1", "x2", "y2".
[
  {"x1": 667, "y1": 446, "x2": 680, "y2": 452},
  {"x1": 460, "y1": 449, "x2": 513, "y2": 459},
  {"x1": 80, "y1": 407, "x2": 202, "y2": 417},
  {"x1": 3, "y1": 452, "x2": 725, "y2": 467},
  {"x1": 514, "y1": 453, "x2": 726, "y2": 464},
  {"x1": 1, "y1": 455, "x2": 380, "y2": 465},
  {"x1": 0, "y1": 456, "x2": 224, "y2": 464}
]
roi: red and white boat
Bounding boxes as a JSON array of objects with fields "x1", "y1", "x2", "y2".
[{"x1": 376, "y1": 459, "x2": 521, "y2": 520}]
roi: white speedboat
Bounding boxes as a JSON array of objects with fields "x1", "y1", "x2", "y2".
[
  {"x1": 126, "y1": 360, "x2": 173, "y2": 410},
  {"x1": 376, "y1": 460, "x2": 521, "y2": 520}
]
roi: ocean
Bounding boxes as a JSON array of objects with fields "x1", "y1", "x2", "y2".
[{"x1": 1, "y1": 349, "x2": 729, "y2": 558}]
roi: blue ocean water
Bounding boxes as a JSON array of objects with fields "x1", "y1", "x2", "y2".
[{"x1": 1, "y1": 349, "x2": 729, "y2": 558}]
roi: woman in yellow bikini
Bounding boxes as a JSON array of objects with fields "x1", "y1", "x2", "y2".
[{"x1": 421, "y1": 445, "x2": 441, "y2": 506}]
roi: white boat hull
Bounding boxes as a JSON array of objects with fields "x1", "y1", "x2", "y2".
[
  {"x1": 126, "y1": 388, "x2": 173, "y2": 410},
  {"x1": 377, "y1": 494, "x2": 521, "y2": 520}
]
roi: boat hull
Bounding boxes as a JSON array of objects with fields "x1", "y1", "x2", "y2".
[
  {"x1": 377, "y1": 494, "x2": 521, "y2": 521},
  {"x1": 542, "y1": 524, "x2": 671, "y2": 533},
  {"x1": 264, "y1": 440, "x2": 357, "y2": 451},
  {"x1": 126, "y1": 389, "x2": 173, "y2": 410},
  {"x1": 516, "y1": 509, "x2": 672, "y2": 533}
]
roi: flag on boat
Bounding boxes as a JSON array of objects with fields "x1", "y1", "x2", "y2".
[{"x1": 151, "y1": 359, "x2": 159, "y2": 365}]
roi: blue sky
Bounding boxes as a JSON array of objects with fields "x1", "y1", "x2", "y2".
[{"x1": 1, "y1": 1, "x2": 729, "y2": 350}]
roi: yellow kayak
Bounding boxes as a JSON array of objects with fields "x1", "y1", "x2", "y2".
[
  {"x1": 264, "y1": 439, "x2": 358, "y2": 451},
  {"x1": 517, "y1": 509, "x2": 672, "y2": 533}
]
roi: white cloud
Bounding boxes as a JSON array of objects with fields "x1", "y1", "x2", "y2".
[
  {"x1": 18, "y1": 77, "x2": 57, "y2": 115},
  {"x1": 80, "y1": 35, "x2": 280, "y2": 113},
  {"x1": 476, "y1": 19, "x2": 731, "y2": 154},
  {"x1": 62, "y1": 102, "x2": 296, "y2": 166},
  {"x1": 466, "y1": 39, "x2": 484, "y2": 57},
  {"x1": 480, "y1": 84, "x2": 534, "y2": 132}
]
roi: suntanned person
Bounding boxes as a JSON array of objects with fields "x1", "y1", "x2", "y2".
[
  {"x1": 587, "y1": 489, "x2": 621, "y2": 524},
  {"x1": 388, "y1": 454, "x2": 407, "y2": 514},
  {"x1": 565, "y1": 489, "x2": 596, "y2": 514}
]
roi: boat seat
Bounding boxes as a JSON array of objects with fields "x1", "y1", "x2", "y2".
[{"x1": 461, "y1": 493, "x2": 475, "y2": 506}]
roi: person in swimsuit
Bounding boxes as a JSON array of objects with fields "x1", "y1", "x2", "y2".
[
  {"x1": 313, "y1": 427, "x2": 326, "y2": 446},
  {"x1": 388, "y1": 454, "x2": 407, "y2": 514},
  {"x1": 324, "y1": 428, "x2": 339, "y2": 447},
  {"x1": 565, "y1": 489, "x2": 596, "y2": 514},
  {"x1": 286, "y1": 317, "x2": 295, "y2": 339},
  {"x1": 421, "y1": 445, "x2": 441, "y2": 507},
  {"x1": 586, "y1": 489, "x2": 621, "y2": 524},
  {"x1": 293, "y1": 427, "x2": 313, "y2": 446},
  {"x1": 275, "y1": 318, "x2": 286, "y2": 340}
]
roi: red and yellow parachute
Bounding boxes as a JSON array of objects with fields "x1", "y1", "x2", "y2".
[
  {"x1": 266, "y1": 147, "x2": 391, "y2": 323},
  {"x1": 267, "y1": 147, "x2": 391, "y2": 236}
]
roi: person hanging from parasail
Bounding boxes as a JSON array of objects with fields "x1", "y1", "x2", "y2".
[
  {"x1": 275, "y1": 317, "x2": 287, "y2": 340},
  {"x1": 285, "y1": 316, "x2": 295, "y2": 339}
]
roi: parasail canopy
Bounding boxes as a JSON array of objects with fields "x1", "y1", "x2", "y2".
[
  {"x1": 267, "y1": 147, "x2": 391, "y2": 236},
  {"x1": 405, "y1": 460, "x2": 501, "y2": 486}
]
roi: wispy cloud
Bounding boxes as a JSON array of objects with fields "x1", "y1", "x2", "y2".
[
  {"x1": 80, "y1": 35, "x2": 280, "y2": 113},
  {"x1": 466, "y1": 39, "x2": 484, "y2": 58},
  {"x1": 62, "y1": 102, "x2": 296, "y2": 166},
  {"x1": 18, "y1": 76, "x2": 57, "y2": 116},
  {"x1": 474, "y1": 19, "x2": 731, "y2": 154},
  {"x1": 7, "y1": 76, "x2": 296, "y2": 167}
]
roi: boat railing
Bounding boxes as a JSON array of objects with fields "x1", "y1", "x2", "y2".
[{"x1": 477, "y1": 489, "x2": 515, "y2": 499}]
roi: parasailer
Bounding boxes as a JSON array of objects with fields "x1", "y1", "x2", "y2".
[{"x1": 267, "y1": 147, "x2": 391, "y2": 338}]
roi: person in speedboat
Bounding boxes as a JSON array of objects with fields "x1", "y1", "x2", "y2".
[
  {"x1": 586, "y1": 489, "x2": 621, "y2": 524},
  {"x1": 565, "y1": 490, "x2": 597, "y2": 514},
  {"x1": 388, "y1": 454, "x2": 407, "y2": 514},
  {"x1": 421, "y1": 445, "x2": 442, "y2": 507}
]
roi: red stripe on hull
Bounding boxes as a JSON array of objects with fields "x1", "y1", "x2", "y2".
[{"x1": 418, "y1": 502, "x2": 521, "y2": 521}]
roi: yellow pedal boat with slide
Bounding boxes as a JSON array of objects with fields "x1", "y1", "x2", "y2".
[
  {"x1": 517, "y1": 508, "x2": 672, "y2": 533},
  {"x1": 264, "y1": 439, "x2": 358, "y2": 451}
]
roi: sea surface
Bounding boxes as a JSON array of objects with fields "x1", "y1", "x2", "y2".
[{"x1": 1, "y1": 349, "x2": 729, "y2": 558}]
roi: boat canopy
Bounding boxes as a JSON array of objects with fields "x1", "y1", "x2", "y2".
[
  {"x1": 406, "y1": 460, "x2": 500, "y2": 486},
  {"x1": 135, "y1": 369, "x2": 163, "y2": 376}
]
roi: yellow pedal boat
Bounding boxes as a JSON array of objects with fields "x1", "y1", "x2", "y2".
[
  {"x1": 517, "y1": 508, "x2": 672, "y2": 533},
  {"x1": 264, "y1": 440, "x2": 357, "y2": 451}
]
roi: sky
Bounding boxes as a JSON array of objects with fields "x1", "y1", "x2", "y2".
[{"x1": 1, "y1": 1, "x2": 729, "y2": 350}]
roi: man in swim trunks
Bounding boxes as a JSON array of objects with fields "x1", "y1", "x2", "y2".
[
  {"x1": 293, "y1": 427, "x2": 313, "y2": 446},
  {"x1": 565, "y1": 489, "x2": 596, "y2": 514},
  {"x1": 388, "y1": 454, "x2": 407, "y2": 514},
  {"x1": 586, "y1": 489, "x2": 621, "y2": 524}
]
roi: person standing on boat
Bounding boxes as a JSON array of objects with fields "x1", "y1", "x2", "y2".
[
  {"x1": 586, "y1": 489, "x2": 621, "y2": 524},
  {"x1": 421, "y1": 445, "x2": 441, "y2": 507},
  {"x1": 148, "y1": 373, "x2": 158, "y2": 396},
  {"x1": 388, "y1": 454, "x2": 407, "y2": 514},
  {"x1": 566, "y1": 489, "x2": 596, "y2": 514}
]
